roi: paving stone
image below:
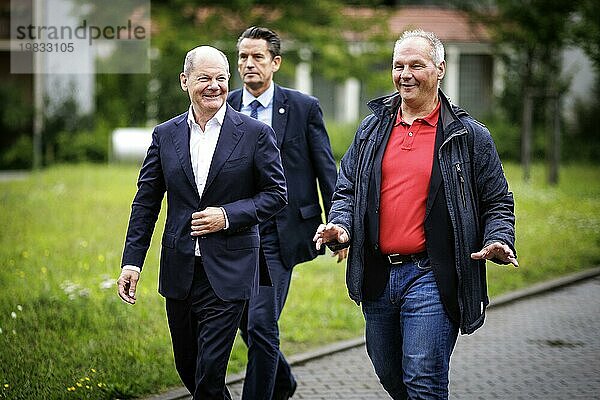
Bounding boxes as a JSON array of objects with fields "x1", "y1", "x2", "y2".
[
  {"x1": 226, "y1": 277, "x2": 600, "y2": 399},
  {"x1": 146, "y1": 275, "x2": 600, "y2": 399}
]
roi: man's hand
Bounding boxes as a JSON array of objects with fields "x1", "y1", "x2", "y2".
[
  {"x1": 117, "y1": 269, "x2": 140, "y2": 304},
  {"x1": 313, "y1": 223, "x2": 350, "y2": 250},
  {"x1": 471, "y1": 241, "x2": 519, "y2": 268},
  {"x1": 332, "y1": 248, "x2": 349, "y2": 263},
  {"x1": 191, "y1": 207, "x2": 226, "y2": 236}
]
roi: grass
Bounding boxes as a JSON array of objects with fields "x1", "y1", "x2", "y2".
[{"x1": 0, "y1": 162, "x2": 599, "y2": 399}]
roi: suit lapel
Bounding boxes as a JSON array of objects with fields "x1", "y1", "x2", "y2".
[
  {"x1": 202, "y1": 105, "x2": 243, "y2": 197},
  {"x1": 229, "y1": 90, "x2": 243, "y2": 111},
  {"x1": 170, "y1": 112, "x2": 198, "y2": 194},
  {"x1": 271, "y1": 85, "x2": 288, "y2": 147}
]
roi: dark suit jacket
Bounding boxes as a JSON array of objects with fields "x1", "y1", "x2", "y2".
[
  {"x1": 228, "y1": 85, "x2": 337, "y2": 269},
  {"x1": 121, "y1": 104, "x2": 287, "y2": 301}
]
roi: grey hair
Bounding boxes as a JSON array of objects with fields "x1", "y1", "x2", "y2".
[
  {"x1": 182, "y1": 46, "x2": 230, "y2": 76},
  {"x1": 394, "y1": 30, "x2": 445, "y2": 66}
]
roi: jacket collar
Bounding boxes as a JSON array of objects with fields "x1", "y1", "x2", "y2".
[
  {"x1": 368, "y1": 89, "x2": 462, "y2": 131},
  {"x1": 367, "y1": 92, "x2": 402, "y2": 119},
  {"x1": 228, "y1": 84, "x2": 287, "y2": 147}
]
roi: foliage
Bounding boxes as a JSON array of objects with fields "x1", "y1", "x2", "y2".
[
  {"x1": 454, "y1": 0, "x2": 576, "y2": 120},
  {"x1": 569, "y1": 0, "x2": 600, "y2": 71},
  {"x1": 326, "y1": 120, "x2": 359, "y2": 161},
  {"x1": 131, "y1": 1, "x2": 393, "y2": 122},
  {"x1": 480, "y1": 111, "x2": 520, "y2": 161},
  {"x1": 0, "y1": 80, "x2": 33, "y2": 169},
  {"x1": 1, "y1": 163, "x2": 599, "y2": 399},
  {"x1": 94, "y1": 74, "x2": 150, "y2": 128},
  {"x1": 563, "y1": 77, "x2": 600, "y2": 162},
  {"x1": 54, "y1": 125, "x2": 110, "y2": 163},
  {"x1": 451, "y1": 0, "x2": 599, "y2": 166},
  {"x1": 0, "y1": 135, "x2": 33, "y2": 170}
]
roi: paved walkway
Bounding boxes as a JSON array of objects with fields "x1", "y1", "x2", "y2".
[{"x1": 146, "y1": 269, "x2": 600, "y2": 400}]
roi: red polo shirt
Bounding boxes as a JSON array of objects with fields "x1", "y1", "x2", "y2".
[{"x1": 379, "y1": 101, "x2": 440, "y2": 255}]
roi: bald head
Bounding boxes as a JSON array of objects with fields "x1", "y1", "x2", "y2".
[
  {"x1": 183, "y1": 46, "x2": 230, "y2": 76},
  {"x1": 180, "y1": 45, "x2": 230, "y2": 128}
]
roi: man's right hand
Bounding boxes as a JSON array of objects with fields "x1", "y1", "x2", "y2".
[
  {"x1": 117, "y1": 269, "x2": 140, "y2": 305},
  {"x1": 313, "y1": 223, "x2": 350, "y2": 250}
]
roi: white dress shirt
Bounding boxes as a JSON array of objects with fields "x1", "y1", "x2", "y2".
[
  {"x1": 122, "y1": 103, "x2": 227, "y2": 273},
  {"x1": 189, "y1": 103, "x2": 227, "y2": 256},
  {"x1": 241, "y1": 82, "x2": 274, "y2": 127}
]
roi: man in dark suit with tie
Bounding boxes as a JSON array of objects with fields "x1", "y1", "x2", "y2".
[
  {"x1": 227, "y1": 27, "x2": 345, "y2": 400},
  {"x1": 116, "y1": 45, "x2": 287, "y2": 400}
]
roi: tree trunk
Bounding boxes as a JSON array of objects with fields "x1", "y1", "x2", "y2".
[
  {"x1": 521, "y1": 87, "x2": 533, "y2": 182},
  {"x1": 547, "y1": 94, "x2": 560, "y2": 185}
]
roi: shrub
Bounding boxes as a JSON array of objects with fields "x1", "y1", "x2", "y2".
[
  {"x1": 0, "y1": 134, "x2": 33, "y2": 170},
  {"x1": 325, "y1": 120, "x2": 358, "y2": 161},
  {"x1": 54, "y1": 127, "x2": 110, "y2": 163}
]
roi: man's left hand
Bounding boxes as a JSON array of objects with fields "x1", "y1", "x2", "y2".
[
  {"x1": 191, "y1": 207, "x2": 226, "y2": 236},
  {"x1": 471, "y1": 241, "x2": 518, "y2": 267}
]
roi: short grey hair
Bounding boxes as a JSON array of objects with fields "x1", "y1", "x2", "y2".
[
  {"x1": 182, "y1": 46, "x2": 230, "y2": 76},
  {"x1": 394, "y1": 30, "x2": 445, "y2": 66}
]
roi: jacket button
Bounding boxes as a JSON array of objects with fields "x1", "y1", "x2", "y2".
[
  {"x1": 375, "y1": 207, "x2": 379, "y2": 214},
  {"x1": 374, "y1": 243, "x2": 379, "y2": 250}
]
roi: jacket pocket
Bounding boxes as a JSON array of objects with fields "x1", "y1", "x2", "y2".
[
  {"x1": 226, "y1": 235, "x2": 260, "y2": 250},
  {"x1": 455, "y1": 162, "x2": 467, "y2": 208},
  {"x1": 162, "y1": 232, "x2": 176, "y2": 248},
  {"x1": 222, "y1": 156, "x2": 248, "y2": 170},
  {"x1": 299, "y1": 204, "x2": 321, "y2": 220}
]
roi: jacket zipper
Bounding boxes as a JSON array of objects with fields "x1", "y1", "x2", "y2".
[{"x1": 456, "y1": 163, "x2": 467, "y2": 208}]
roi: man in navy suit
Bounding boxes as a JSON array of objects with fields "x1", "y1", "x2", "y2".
[
  {"x1": 116, "y1": 45, "x2": 287, "y2": 400},
  {"x1": 228, "y1": 27, "x2": 345, "y2": 400}
]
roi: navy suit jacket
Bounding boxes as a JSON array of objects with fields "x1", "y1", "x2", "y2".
[
  {"x1": 228, "y1": 85, "x2": 337, "y2": 269},
  {"x1": 121, "y1": 104, "x2": 287, "y2": 301}
]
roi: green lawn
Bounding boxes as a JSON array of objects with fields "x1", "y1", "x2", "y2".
[{"x1": 1, "y1": 163, "x2": 599, "y2": 399}]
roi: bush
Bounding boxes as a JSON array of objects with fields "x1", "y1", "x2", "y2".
[
  {"x1": 0, "y1": 80, "x2": 34, "y2": 169},
  {"x1": 325, "y1": 120, "x2": 358, "y2": 161},
  {"x1": 54, "y1": 126, "x2": 110, "y2": 163},
  {"x1": 0, "y1": 134, "x2": 33, "y2": 170},
  {"x1": 563, "y1": 82, "x2": 600, "y2": 162}
]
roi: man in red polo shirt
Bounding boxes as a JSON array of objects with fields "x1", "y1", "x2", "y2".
[{"x1": 314, "y1": 30, "x2": 517, "y2": 399}]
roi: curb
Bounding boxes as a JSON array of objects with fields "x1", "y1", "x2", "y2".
[
  {"x1": 0, "y1": 171, "x2": 29, "y2": 182},
  {"x1": 141, "y1": 266, "x2": 600, "y2": 400},
  {"x1": 488, "y1": 266, "x2": 600, "y2": 308}
]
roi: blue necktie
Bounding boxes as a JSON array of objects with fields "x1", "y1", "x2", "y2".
[{"x1": 250, "y1": 100, "x2": 260, "y2": 119}]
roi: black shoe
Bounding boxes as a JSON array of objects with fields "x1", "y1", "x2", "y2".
[{"x1": 272, "y1": 380, "x2": 297, "y2": 400}]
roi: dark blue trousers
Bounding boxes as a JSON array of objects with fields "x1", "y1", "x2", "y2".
[
  {"x1": 240, "y1": 227, "x2": 296, "y2": 400},
  {"x1": 166, "y1": 258, "x2": 245, "y2": 400}
]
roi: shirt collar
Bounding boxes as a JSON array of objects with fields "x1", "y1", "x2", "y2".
[
  {"x1": 187, "y1": 102, "x2": 227, "y2": 129},
  {"x1": 396, "y1": 100, "x2": 441, "y2": 127},
  {"x1": 242, "y1": 82, "x2": 274, "y2": 109}
]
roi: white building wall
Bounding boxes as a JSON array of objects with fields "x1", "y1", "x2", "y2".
[
  {"x1": 335, "y1": 78, "x2": 361, "y2": 123},
  {"x1": 41, "y1": 0, "x2": 95, "y2": 114},
  {"x1": 295, "y1": 62, "x2": 312, "y2": 95},
  {"x1": 561, "y1": 46, "x2": 595, "y2": 121}
]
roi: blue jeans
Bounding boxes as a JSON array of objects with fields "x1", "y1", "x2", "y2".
[{"x1": 362, "y1": 257, "x2": 458, "y2": 400}]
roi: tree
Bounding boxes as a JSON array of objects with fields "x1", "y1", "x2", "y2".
[
  {"x1": 131, "y1": 0, "x2": 393, "y2": 122},
  {"x1": 453, "y1": 0, "x2": 580, "y2": 183}
]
